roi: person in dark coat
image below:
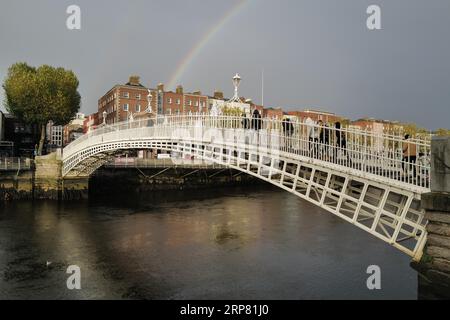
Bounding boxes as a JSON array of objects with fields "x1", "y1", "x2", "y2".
[
  {"x1": 319, "y1": 120, "x2": 330, "y2": 160},
  {"x1": 251, "y1": 109, "x2": 262, "y2": 130},
  {"x1": 282, "y1": 118, "x2": 294, "y2": 151},
  {"x1": 283, "y1": 118, "x2": 294, "y2": 136},
  {"x1": 334, "y1": 121, "x2": 350, "y2": 164},
  {"x1": 241, "y1": 113, "x2": 250, "y2": 129}
]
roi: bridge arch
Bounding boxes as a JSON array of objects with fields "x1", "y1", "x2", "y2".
[{"x1": 62, "y1": 115, "x2": 431, "y2": 259}]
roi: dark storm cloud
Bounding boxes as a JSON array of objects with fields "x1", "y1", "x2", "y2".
[{"x1": 0, "y1": 0, "x2": 449, "y2": 129}]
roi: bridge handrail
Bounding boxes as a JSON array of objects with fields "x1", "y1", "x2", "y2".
[
  {"x1": 63, "y1": 114, "x2": 431, "y2": 189},
  {"x1": 64, "y1": 114, "x2": 431, "y2": 151}
]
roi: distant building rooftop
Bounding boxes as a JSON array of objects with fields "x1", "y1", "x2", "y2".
[{"x1": 303, "y1": 109, "x2": 336, "y2": 116}]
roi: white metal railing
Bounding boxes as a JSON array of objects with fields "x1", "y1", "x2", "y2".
[
  {"x1": 104, "y1": 158, "x2": 224, "y2": 169},
  {"x1": 0, "y1": 157, "x2": 32, "y2": 171},
  {"x1": 63, "y1": 114, "x2": 431, "y2": 190}
]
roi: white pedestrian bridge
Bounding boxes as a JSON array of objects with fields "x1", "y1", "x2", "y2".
[{"x1": 62, "y1": 115, "x2": 431, "y2": 260}]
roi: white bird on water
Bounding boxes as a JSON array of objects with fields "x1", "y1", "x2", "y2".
[{"x1": 46, "y1": 261, "x2": 52, "y2": 267}]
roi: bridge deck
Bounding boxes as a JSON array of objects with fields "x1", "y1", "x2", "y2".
[{"x1": 61, "y1": 115, "x2": 432, "y2": 259}]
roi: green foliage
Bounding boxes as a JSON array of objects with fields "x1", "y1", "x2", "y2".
[
  {"x1": 435, "y1": 128, "x2": 450, "y2": 137},
  {"x1": 3, "y1": 62, "x2": 81, "y2": 126},
  {"x1": 221, "y1": 106, "x2": 243, "y2": 116}
]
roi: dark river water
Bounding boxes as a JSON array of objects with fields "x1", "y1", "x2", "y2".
[{"x1": 0, "y1": 185, "x2": 417, "y2": 299}]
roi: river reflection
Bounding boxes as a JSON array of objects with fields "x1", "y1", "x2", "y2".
[{"x1": 0, "y1": 185, "x2": 416, "y2": 299}]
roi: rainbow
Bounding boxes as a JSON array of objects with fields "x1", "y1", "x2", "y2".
[{"x1": 167, "y1": 0, "x2": 249, "y2": 90}]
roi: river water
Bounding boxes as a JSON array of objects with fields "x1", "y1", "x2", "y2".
[{"x1": 0, "y1": 185, "x2": 417, "y2": 299}]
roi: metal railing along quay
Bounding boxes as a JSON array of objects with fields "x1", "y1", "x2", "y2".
[{"x1": 0, "y1": 157, "x2": 32, "y2": 171}]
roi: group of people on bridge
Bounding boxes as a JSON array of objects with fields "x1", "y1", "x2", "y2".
[{"x1": 237, "y1": 109, "x2": 424, "y2": 183}]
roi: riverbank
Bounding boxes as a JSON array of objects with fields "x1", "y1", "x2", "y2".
[
  {"x1": 1, "y1": 165, "x2": 263, "y2": 201},
  {"x1": 89, "y1": 167, "x2": 263, "y2": 197}
]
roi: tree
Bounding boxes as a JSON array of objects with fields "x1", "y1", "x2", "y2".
[
  {"x1": 3, "y1": 63, "x2": 81, "y2": 155},
  {"x1": 435, "y1": 128, "x2": 450, "y2": 137}
]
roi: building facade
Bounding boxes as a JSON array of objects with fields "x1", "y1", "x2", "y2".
[
  {"x1": 98, "y1": 76, "x2": 151, "y2": 125},
  {"x1": 0, "y1": 111, "x2": 5, "y2": 142},
  {"x1": 262, "y1": 107, "x2": 284, "y2": 119},
  {"x1": 4, "y1": 114, "x2": 39, "y2": 157},
  {"x1": 207, "y1": 91, "x2": 252, "y2": 116},
  {"x1": 0, "y1": 111, "x2": 14, "y2": 157},
  {"x1": 98, "y1": 77, "x2": 211, "y2": 122},
  {"x1": 287, "y1": 109, "x2": 345, "y2": 124},
  {"x1": 63, "y1": 113, "x2": 85, "y2": 145},
  {"x1": 46, "y1": 121, "x2": 64, "y2": 149},
  {"x1": 350, "y1": 118, "x2": 404, "y2": 135},
  {"x1": 83, "y1": 113, "x2": 99, "y2": 133}
]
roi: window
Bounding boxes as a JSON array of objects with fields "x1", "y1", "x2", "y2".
[
  {"x1": 176, "y1": 99, "x2": 181, "y2": 105},
  {"x1": 187, "y1": 100, "x2": 192, "y2": 106},
  {"x1": 194, "y1": 100, "x2": 199, "y2": 107},
  {"x1": 123, "y1": 92, "x2": 129, "y2": 98},
  {"x1": 136, "y1": 94, "x2": 141, "y2": 99},
  {"x1": 136, "y1": 104, "x2": 141, "y2": 112},
  {"x1": 123, "y1": 104, "x2": 129, "y2": 111}
]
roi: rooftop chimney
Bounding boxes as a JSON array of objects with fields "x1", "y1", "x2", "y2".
[
  {"x1": 128, "y1": 75, "x2": 140, "y2": 86},
  {"x1": 176, "y1": 85, "x2": 183, "y2": 94},
  {"x1": 214, "y1": 90, "x2": 224, "y2": 100},
  {"x1": 157, "y1": 83, "x2": 164, "y2": 92}
]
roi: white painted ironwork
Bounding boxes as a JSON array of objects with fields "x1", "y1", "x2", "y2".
[
  {"x1": 105, "y1": 158, "x2": 224, "y2": 169},
  {"x1": 62, "y1": 114, "x2": 431, "y2": 260},
  {"x1": 229, "y1": 73, "x2": 242, "y2": 103}
]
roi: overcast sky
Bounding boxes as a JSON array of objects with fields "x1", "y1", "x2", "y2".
[{"x1": 1, "y1": 0, "x2": 449, "y2": 129}]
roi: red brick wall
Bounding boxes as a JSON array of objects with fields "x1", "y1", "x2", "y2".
[
  {"x1": 287, "y1": 111, "x2": 343, "y2": 124},
  {"x1": 163, "y1": 92, "x2": 184, "y2": 114},
  {"x1": 116, "y1": 87, "x2": 149, "y2": 122},
  {"x1": 263, "y1": 108, "x2": 283, "y2": 119},
  {"x1": 98, "y1": 85, "x2": 149, "y2": 124}
]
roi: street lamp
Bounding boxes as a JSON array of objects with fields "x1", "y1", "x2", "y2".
[
  {"x1": 102, "y1": 111, "x2": 107, "y2": 125},
  {"x1": 229, "y1": 73, "x2": 242, "y2": 103}
]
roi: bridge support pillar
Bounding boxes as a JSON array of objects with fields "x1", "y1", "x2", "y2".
[
  {"x1": 35, "y1": 153, "x2": 88, "y2": 200},
  {"x1": 412, "y1": 136, "x2": 450, "y2": 299}
]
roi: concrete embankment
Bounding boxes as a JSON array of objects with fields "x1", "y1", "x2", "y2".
[
  {"x1": 89, "y1": 166, "x2": 263, "y2": 196},
  {"x1": 1, "y1": 155, "x2": 263, "y2": 201},
  {"x1": 0, "y1": 154, "x2": 88, "y2": 201}
]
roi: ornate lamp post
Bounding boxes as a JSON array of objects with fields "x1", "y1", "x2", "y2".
[
  {"x1": 229, "y1": 73, "x2": 242, "y2": 103},
  {"x1": 102, "y1": 111, "x2": 107, "y2": 125}
]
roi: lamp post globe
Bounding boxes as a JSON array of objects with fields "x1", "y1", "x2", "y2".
[
  {"x1": 233, "y1": 73, "x2": 241, "y2": 89},
  {"x1": 230, "y1": 73, "x2": 242, "y2": 103}
]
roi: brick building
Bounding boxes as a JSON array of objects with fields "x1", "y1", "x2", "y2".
[
  {"x1": 351, "y1": 118, "x2": 404, "y2": 134},
  {"x1": 98, "y1": 77, "x2": 211, "y2": 122},
  {"x1": 262, "y1": 107, "x2": 283, "y2": 119},
  {"x1": 159, "y1": 85, "x2": 208, "y2": 115},
  {"x1": 83, "y1": 113, "x2": 100, "y2": 133},
  {"x1": 98, "y1": 76, "x2": 151, "y2": 125},
  {"x1": 287, "y1": 109, "x2": 346, "y2": 124}
]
